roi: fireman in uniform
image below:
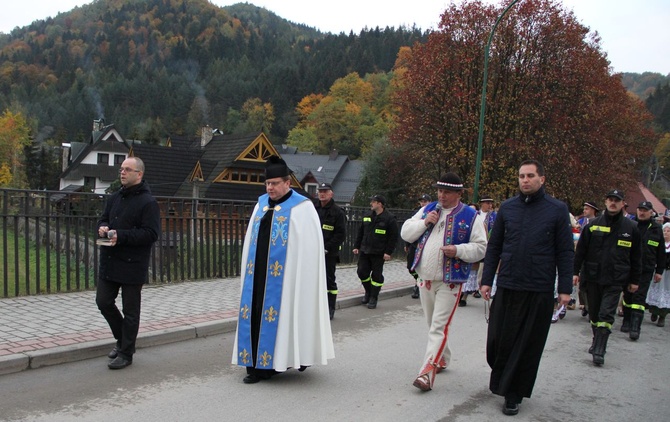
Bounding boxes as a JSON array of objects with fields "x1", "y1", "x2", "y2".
[
  {"x1": 353, "y1": 194, "x2": 398, "y2": 309},
  {"x1": 573, "y1": 189, "x2": 641, "y2": 366},
  {"x1": 622, "y1": 201, "x2": 665, "y2": 339},
  {"x1": 314, "y1": 183, "x2": 347, "y2": 320}
]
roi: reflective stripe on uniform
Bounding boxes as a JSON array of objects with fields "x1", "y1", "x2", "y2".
[
  {"x1": 322, "y1": 224, "x2": 334, "y2": 231},
  {"x1": 648, "y1": 240, "x2": 659, "y2": 247},
  {"x1": 590, "y1": 225, "x2": 611, "y2": 233},
  {"x1": 375, "y1": 229, "x2": 386, "y2": 234},
  {"x1": 617, "y1": 240, "x2": 631, "y2": 247},
  {"x1": 591, "y1": 321, "x2": 613, "y2": 330}
]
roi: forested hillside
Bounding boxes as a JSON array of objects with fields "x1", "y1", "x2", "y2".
[{"x1": 0, "y1": 0, "x2": 426, "y2": 143}]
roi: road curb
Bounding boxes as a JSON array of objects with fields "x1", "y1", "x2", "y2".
[{"x1": 0, "y1": 286, "x2": 413, "y2": 376}]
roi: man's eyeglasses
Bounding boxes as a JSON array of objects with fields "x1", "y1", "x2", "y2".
[{"x1": 119, "y1": 167, "x2": 141, "y2": 174}]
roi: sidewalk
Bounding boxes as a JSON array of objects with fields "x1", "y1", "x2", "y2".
[{"x1": 0, "y1": 261, "x2": 414, "y2": 375}]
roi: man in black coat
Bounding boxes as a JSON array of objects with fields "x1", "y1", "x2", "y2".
[
  {"x1": 480, "y1": 160, "x2": 574, "y2": 416},
  {"x1": 573, "y1": 189, "x2": 641, "y2": 365},
  {"x1": 314, "y1": 183, "x2": 346, "y2": 319},
  {"x1": 623, "y1": 201, "x2": 664, "y2": 340},
  {"x1": 96, "y1": 157, "x2": 161, "y2": 370},
  {"x1": 353, "y1": 194, "x2": 398, "y2": 309}
]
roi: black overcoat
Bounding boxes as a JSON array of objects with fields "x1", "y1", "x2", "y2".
[{"x1": 97, "y1": 180, "x2": 161, "y2": 285}]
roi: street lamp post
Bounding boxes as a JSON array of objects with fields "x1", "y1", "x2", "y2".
[{"x1": 473, "y1": 0, "x2": 521, "y2": 202}]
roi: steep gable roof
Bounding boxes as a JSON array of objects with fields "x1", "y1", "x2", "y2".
[{"x1": 60, "y1": 124, "x2": 129, "y2": 179}]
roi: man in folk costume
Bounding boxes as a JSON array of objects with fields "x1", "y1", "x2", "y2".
[
  {"x1": 232, "y1": 156, "x2": 335, "y2": 384},
  {"x1": 401, "y1": 172, "x2": 487, "y2": 391}
]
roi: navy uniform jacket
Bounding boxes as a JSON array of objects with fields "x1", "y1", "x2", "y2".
[
  {"x1": 354, "y1": 209, "x2": 398, "y2": 256},
  {"x1": 574, "y1": 211, "x2": 641, "y2": 286}
]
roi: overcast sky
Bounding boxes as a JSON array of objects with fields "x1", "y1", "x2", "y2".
[{"x1": 1, "y1": 0, "x2": 669, "y2": 74}]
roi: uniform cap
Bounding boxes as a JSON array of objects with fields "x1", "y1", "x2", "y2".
[{"x1": 605, "y1": 189, "x2": 624, "y2": 200}]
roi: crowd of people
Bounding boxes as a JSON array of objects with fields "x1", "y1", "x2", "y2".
[{"x1": 94, "y1": 155, "x2": 669, "y2": 417}]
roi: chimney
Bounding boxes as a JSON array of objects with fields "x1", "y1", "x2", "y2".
[
  {"x1": 329, "y1": 149, "x2": 338, "y2": 161},
  {"x1": 201, "y1": 125, "x2": 213, "y2": 147},
  {"x1": 93, "y1": 118, "x2": 105, "y2": 132}
]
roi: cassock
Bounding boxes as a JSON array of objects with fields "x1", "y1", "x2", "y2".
[{"x1": 232, "y1": 190, "x2": 335, "y2": 372}]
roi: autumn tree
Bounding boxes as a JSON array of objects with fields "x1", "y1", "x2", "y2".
[
  {"x1": 389, "y1": 0, "x2": 655, "y2": 208},
  {"x1": 241, "y1": 98, "x2": 275, "y2": 135},
  {"x1": 287, "y1": 72, "x2": 392, "y2": 158},
  {"x1": 0, "y1": 109, "x2": 31, "y2": 188}
]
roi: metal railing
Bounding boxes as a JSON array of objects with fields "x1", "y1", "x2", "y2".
[{"x1": 0, "y1": 188, "x2": 414, "y2": 297}]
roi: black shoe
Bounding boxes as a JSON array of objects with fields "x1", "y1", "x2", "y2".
[
  {"x1": 473, "y1": 291, "x2": 481, "y2": 298},
  {"x1": 459, "y1": 299, "x2": 467, "y2": 307},
  {"x1": 651, "y1": 314, "x2": 658, "y2": 322},
  {"x1": 107, "y1": 347, "x2": 118, "y2": 359},
  {"x1": 243, "y1": 374, "x2": 261, "y2": 384},
  {"x1": 502, "y1": 400, "x2": 519, "y2": 416},
  {"x1": 108, "y1": 356, "x2": 132, "y2": 370},
  {"x1": 329, "y1": 308, "x2": 335, "y2": 320},
  {"x1": 581, "y1": 308, "x2": 589, "y2": 317},
  {"x1": 411, "y1": 286, "x2": 420, "y2": 299},
  {"x1": 367, "y1": 297, "x2": 378, "y2": 309}
]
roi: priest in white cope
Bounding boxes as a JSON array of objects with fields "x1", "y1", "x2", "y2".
[{"x1": 232, "y1": 155, "x2": 335, "y2": 384}]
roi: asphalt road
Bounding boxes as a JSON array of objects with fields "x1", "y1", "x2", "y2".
[{"x1": 1, "y1": 296, "x2": 668, "y2": 421}]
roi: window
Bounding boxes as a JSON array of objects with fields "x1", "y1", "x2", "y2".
[
  {"x1": 114, "y1": 154, "x2": 125, "y2": 165},
  {"x1": 84, "y1": 177, "x2": 96, "y2": 192},
  {"x1": 97, "y1": 153, "x2": 109, "y2": 165},
  {"x1": 305, "y1": 183, "x2": 317, "y2": 197}
]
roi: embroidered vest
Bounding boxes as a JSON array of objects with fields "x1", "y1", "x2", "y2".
[
  {"x1": 236, "y1": 192, "x2": 307, "y2": 368},
  {"x1": 411, "y1": 201, "x2": 478, "y2": 283}
]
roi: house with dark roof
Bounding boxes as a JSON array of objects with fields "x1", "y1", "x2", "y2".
[
  {"x1": 59, "y1": 121, "x2": 364, "y2": 204},
  {"x1": 280, "y1": 148, "x2": 363, "y2": 205},
  {"x1": 59, "y1": 119, "x2": 130, "y2": 194},
  {"x1": 130, "y1": 128, "x2": 302, "y2": 202}
]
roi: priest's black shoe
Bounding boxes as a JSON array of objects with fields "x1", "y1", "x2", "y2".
[
  {"x1": 502, "y1": 400, "x2": 519, "y2": 416},
  {"x1": 108, "y1": 356, "x2": 132, "y2": 370},
  {"x1": 243, "y1": 374, "x2": 261, "y2": 384},
  {"x1": 107, "y1": 347, "x2": 119, "y2": 359}
]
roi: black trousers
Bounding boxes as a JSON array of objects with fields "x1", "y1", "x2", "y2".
[
  {"x1": 356, "y1": 252, "x2": 385, "y2": 284},
  {"x1": 586, "y1": 282, "x2": 623, "y2": 330},
  {"x1": 622, "y1": 271, "x2": 653, "y2": 309},
  {"x1": 96, "y1": 279, "x2": 143, "y2": 359},
  {"x1": 325, "y1": 255, "x2": 339, "y2": 292}
]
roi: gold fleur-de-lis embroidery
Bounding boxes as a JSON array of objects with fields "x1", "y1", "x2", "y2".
[
  {"x1": 262, "y1": 205, "x2": 269, "y2": 212},
  {"x1": 264, "y1": 305, "x2": 278, "y2": 323},
  {"x1": 239, "y1": 348, "x2": 250, "y2": 364},
  {"x1": 240, "y1": 304, "x2": 250, "y2": 320},
  {"x1": 260, "y1": 351, "x2": 272, "y2": 367},
  {"x1": 247, "y1": 260, "x2": 254, "y2": 275},
  {"x1": 269, "y1": 260, "x2": 283, "y2": 277}
]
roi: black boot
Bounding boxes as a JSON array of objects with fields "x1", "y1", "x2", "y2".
[
  {"x1": 411, "y1": 285, "x2": 420, "y2": 299},
  {"x1": 620, "y1": 307, "x2": 631, "y2": 332},
  {"x1": 328, "y1": 293, "x2": 337, "y2": 320},
  {"x1": 588, "y1": 326, "x2": 596, "y2": 354},
  {"x1": 592, "y1": 327, "x2": 610, "y2": 366},
  {"x1": 629, "y1": 310, "x2": 643, "y2": 340},
  {"x1": 361, "y1": 282, "x2": 371, "y2": 305},
  {"x1": 367, "y1": 285, "x2": 381, "y2": 309}
]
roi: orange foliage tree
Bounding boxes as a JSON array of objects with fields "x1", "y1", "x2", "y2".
[{"x1": 389, "y1": 0, "x2": 655, "y2": 209}]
